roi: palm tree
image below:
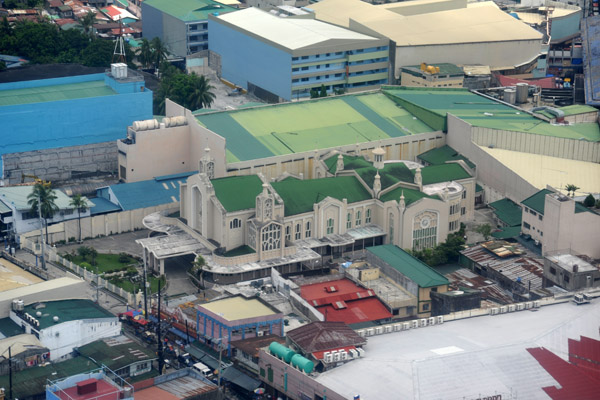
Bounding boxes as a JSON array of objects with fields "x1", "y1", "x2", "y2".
[
  {"x1": 138, "y1": 38, "x2": 153, "y2": 69},
  {"x1": 150, "y1": 37, "x2": 169, "y2": 72},
  {"x1": 27, "y1": 183, "x2": 59, "y2": 244},
  {"x1": 69, "y1": 194, "x2": 88, "y2": 243},
  {"x1": 187, "y1": 74, "x2": 216, "y2": 110},
  {"x1": 565, "y1": 184, "x2": 580, "y2": 197},
  {"x1": 78, "y1": 11, "x2": 97, "y2": 38}
]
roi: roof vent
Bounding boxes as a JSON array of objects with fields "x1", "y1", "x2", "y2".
[
  {"x1": 36, "y1": 311, "x2": 42, "y2": 317},
  {"x1": 53, "y1": 316, "x2": 60, "y2": 323}
]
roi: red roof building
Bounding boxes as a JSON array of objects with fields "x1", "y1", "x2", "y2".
[{"x1": 300, "y1": 279, "x2": 392, "y2": 325}]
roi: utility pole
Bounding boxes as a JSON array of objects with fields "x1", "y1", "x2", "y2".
[
  {"x1": 217, "y1": 338, "x2": 223, "y2": 392},
  {"x1": 142, "y1": 262, "x2": 148, "y2": 319},
  {"x1": 37, "y1": 195, "x2": 46, "y2": 270},
  {"x1": 8, "y1": 345, "x2": 12, "y2": 400},
  {"x1": 157, "y1": 280, "x2": 164, "y2": 375}
]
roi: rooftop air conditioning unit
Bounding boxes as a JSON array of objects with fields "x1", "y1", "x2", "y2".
[
  {"x1": 437, "y1": 316, "x2": 444, "y2": 324},
  {"x1": 508, "y1": 305, "x2": 516, "y2": 312},
  {"x1": 411, "y1": 320, "x2": 419, "y2": 329},
  {"x1": 420, "y1": 319, "x2": 428, "y2": 327},
  {"x1": 366, "y1": 328, "x2": 374, "y2": 336},
  {"x1": 525, "y1": 302, "x2": 533, "y2": 309},
  {"x1": 324, "y1": 352, "x2": 332, "y2": 363},
  {"x1": 499, "y1": 306, "x2": 507, "y2": 314},
  {"x1": 428, "y1": 317, "x2": 435, "y2": 326},
  {"x1": 516, "y1": 303, "x2": 525, "y2": 311},
  {"x1": 333, "y1": 351, "x2": 341, "y2": 362},
  {"x1": 375, "y1": 327, "x2": 383, "y2": 335},
  {"x1": 393, "y1": 324, "x2": 402, "y2": 332},
  {"x1": 340, "y1": 351, "x2": 348, "y2": 361},
  {"x1": 534, "y1": 300, "x2": 541, "y2": 308},
  {"x1": 357, "y1": 348, "x2": 365, "y2": 357},
  {"x1": 490, "y1": 308, "x2": 499, "y2": 315},
  {"x1": 257, "y1": 331, "x2": 264, "y2": 337},
  {"x1": 384, "y1": 325, "x2": 392, "y2": 333},
  {"x1": 356, "y1": 329, "x2": 366, "y2": 337},
  {"x1": 403, "y1": 322, "x2": 410, "y2": 330},
  {"x1": 349, "y1": 349, "x2": 358, "y2": 359}
]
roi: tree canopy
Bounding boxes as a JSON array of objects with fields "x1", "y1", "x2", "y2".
[
  {"x1": 153, "y1": 63, "x2": 215, "y2": 114},
  {"x1": 0, "y1": 19, "x2": 135, "y2": 67}
]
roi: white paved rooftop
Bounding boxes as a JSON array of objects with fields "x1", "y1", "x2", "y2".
[{"x1": 316, "y1": 299, "x2": 600, "y2": 399}]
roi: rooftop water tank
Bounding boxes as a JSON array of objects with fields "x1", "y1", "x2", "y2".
[
  {"x1": 504, "y1": 88, "x2": 516, "y2": 105},
  {"x1": 269, "y1": 342, "x2": 295, "y2": 363},
  {"x1": 516, "y1": 83, "x2": 528, "y2": 104},
  {"x1": 290, "y1": 354, "x2": 314, "y2": 374}
]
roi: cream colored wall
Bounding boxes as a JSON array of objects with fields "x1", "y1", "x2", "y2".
[
  {"x1": 397, "y1": 198, "x2": 449, "y2": 250},
  {"x1": 118, "y1": 124, "x2": 191, "y2": 183},
  {"x1": 400, "y1": 72, "x2": 464, "y2": 88},
  {"x1": 394, "y1": 39, "x2": 542, "y2": 77},
  {"x1": 542, "y1": 194, "x2": 600, "y2": 258},
  {"x1": 471, "y1": 126, "x2": 600, "y2": 163},
  {"x1": 186, "y1": 108, "x2": 228, "y2": 178},
  {"x1": 447, "y1": 114, "x2": 538, "y2": 204},
  {"x1": 521, "y1": 205, "x2": 544, "y2": 243}
]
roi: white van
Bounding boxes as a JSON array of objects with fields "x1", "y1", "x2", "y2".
[{"x1": 193, "y1": 361, "x2": 213, "y2": 378}]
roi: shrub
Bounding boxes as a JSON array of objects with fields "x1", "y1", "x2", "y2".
[
  {"x1": 118, "y1": 253, "x2": 131, "y2": 263},
  {"x1": 583, "y1": 194, "x2": 595, "y2": 207},
  {"x1": 68, "y1": 237, "x2": 76, "y2": 243}
]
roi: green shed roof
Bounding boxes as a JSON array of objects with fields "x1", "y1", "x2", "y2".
[
  {"x1": 521, "y1": 189, "x2": 553, "y2": 215},
  {"x1": 489, "y1": 198, "x2": 522, "y2": 227},
  {"x1": 77, "y1": 338, "x2": 156, "y2": 371},
  {"x1": 143, "y1": 0, "x2": 237, "y2": 22},
  {"x1": 420, "y1": 163, "x2": 471, "y2": 185},
  {"x1": 383, "y1": 87, "x2": 600, "y2": 141},
  {"x1": 367, "y1": 244, "x2": 449, "y2": 288},
  {"x1": 0, "y1": 80, "x2": 117, "y2": 107},
  {"x1": 417, "y1": 145, "x2": 475, "y2": 169},
  {"x1": 557, "y1": 104, "x2": 599, "y2": 116},
  {"x1": 23, "y1": 299, "x2": 115, "y2": 330},
  {"x1": 379, "y1": 186, "x2": 438, "y2": 206},
  {"x1": 0, "y1": 357, "x2": 97, "y2": 399},
  {"x1": 0, "y1": 317, "x2": 23, "y2": 338},
  {"x1": 211, "y1": 175, "x2": 263, "y2": 212},
  {"x1": 271, "y1": 176, "x2": 372, "y2": 216}
]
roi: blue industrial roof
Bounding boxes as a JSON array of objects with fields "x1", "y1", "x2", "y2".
[
  {"x1": 582, "y1": 15, "x2": 600, "y2": 106},
  {"x1": 108, "y1": 171, "x2": 197, "y2": 211},
  {"x1": 89, "y1": 196, "x2": 121, "y2": 215}
]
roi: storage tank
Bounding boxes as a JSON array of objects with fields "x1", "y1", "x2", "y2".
[
  {"x1": 133, "y1": 119, "x2": 159, "y2": 131},
  {"x1": 516, "y1": 83, "x2": 528, "y2": 104},
  {"x1": 269, "y1": 342, "x2": 295, "y2": 363},
  {"x1": 504, "y1": 88, "x2": 516, "y2": 105},
  {"x1": 290, "y1": 354, "x2": 314, "y2": 374}
]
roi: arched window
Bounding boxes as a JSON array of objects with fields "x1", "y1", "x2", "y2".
[
  {"x1": 285, "y1": 225, "x2": 291, "y2": 241},
  {"x1": 305, "y1": 221, "x2": 312, "y2": 238},
  {"x1": 229, "y1": 218, "x2": 241, "y2": 229},
  {"x1": 327, "y1": 218, "x2": 335, "y2": 234},
  {"x1": 346, "y1": 212, "x2": 352, "y2": 229},
  {"x1": 261, "y1": 223, "x2": 281, "y2": 251},
  {"x1": 355, "y1": 210, "x2": 362, "y2": 226},
  {"x1": 365, "y1": 208, "x2": 371, "y2": 224},
  {"x1": 295, "y1": 223, "x2": 301, "y2": 240}
]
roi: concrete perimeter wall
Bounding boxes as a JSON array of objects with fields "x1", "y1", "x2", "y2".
[{"x1": 3, "y1": 141, "x2": 117, "y2": 185}]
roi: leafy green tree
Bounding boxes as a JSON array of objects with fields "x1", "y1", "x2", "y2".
[
  {"x1": 80, "y1": 38, "x2": 113, "y2": 67},
  {"x1": 89, "y1": 247, "x2": 98, "y2": 266},
  {"x1": 138, "y1": 38, "x2": 153, "y2": 69},
  {"x1": 319, "y1": 84, "x2": 327, "y2": 98},
  {"x1": 185, "y1": 73, "x2": 215, "y2": 110},
  {"x1": 583, "y1": 194, "x2": 595, "y2": 207},
  {"x1": 77, "y1": 246, "x2": 91, "y2": 261},
  {"x1": 150, "y1": 36, "x2": 169, "y2": 71},
  {"x1": 475, "y1": 223, "x2": 492, "y2": 240},
  {"x1": 78, "y1": 11, "x2": 97, "y2": 38},
  {"x1": 153, "y1": 69, "x2": 215, "y2": 114},
  {"x1": 310, "y1": 88, "x2": 319, "y2": 99},
  {"x1": 27, "y1": 183, "x2": 59, "y2": 243},
  {"x1": 69, "y1": 194, "x2": 88, "y2": 243}
]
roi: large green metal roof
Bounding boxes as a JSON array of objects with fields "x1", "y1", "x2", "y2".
[
  {"x1": 367, "y1": 244, "x2": 449, "y2": 288},
  {"x1": 417, "y1": 145, "x2": 475, "y2": 169},
  {"x1": 379, "y1": 186, "x2": 438, "y2": 206},
  {"x1": 383, "y1": 87, "x2": 600, "y2": 141},
  {"x1": 77, "y1": 338, "x2": 156, "y2": 371},
  {"x1": 196, "y1": 92, "x2": 435, "y2": 163},
  {"x1": 23, "y1": 299, "x2": 115, "y2": 330},
  {"x1": 489, "y1": 198, "x2": 522, "y2": 227},
  {"x1": 143, "y1": 0, "x2": 237, "y2": 22},
  {"x1": 0, "y1": 80, "x2": 117, "y2": 106},
  {"x1": 211, "y1": 175, "x2": 263, "y2": 212},
  {"x1": 520, "y1": 189, "x2": 553, "y2": 215},
  {"x1": 271, "y1": 176, "x2": 372, "y2": 216}
]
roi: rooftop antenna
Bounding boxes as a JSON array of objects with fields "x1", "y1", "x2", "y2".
[{"x1": 112, "y1": 16, "x2": 126, "y2": 64}]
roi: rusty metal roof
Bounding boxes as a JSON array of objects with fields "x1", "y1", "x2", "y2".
[
  {"x1": 287, "y1": 321, "x2": 367, "y2": 353},
  {"x1": 446, "y1": 268, "x2": 514, "y2": 305}
]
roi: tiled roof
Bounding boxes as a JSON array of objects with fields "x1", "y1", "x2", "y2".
[{"x1": 287, "y1": 321, "x2": 366, "y2": 353}]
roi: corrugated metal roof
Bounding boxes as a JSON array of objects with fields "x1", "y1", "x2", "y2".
[
  {"x1": 108, "y1": 171, "x2": 196, "y2": 211},
  {"x1": 287, "y1": 321, "x2": 366, "y2": 353},
  {"x1": 89, "y1": 196, "x2": 121, "y2": 215},
  {"x1": 215, "y1": 7, "x2": 380, "y2": 51},
  {"x1": 367, "y1": 244, "x2": 449, "y2": 288},
  {"x1": 0, "y1": 186, "x2": 75, "y2": 211},
  {"x1": 520, "y1": 188, "x2": 554, "y2": 215},
  {"x1": 489, "y1": 198, "x2": 522, "y2": 226},
  {"x1": 445, "y1": 267, "x2": 514, "y2": 304},
  {"x1": 143, "y1": 0, "x2": 237, "y2": 22}
]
